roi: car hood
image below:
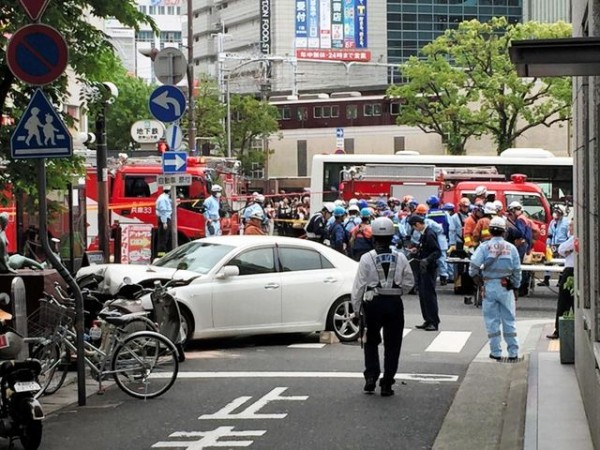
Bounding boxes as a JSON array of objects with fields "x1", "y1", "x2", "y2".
[{"x1": 76, "y1": 264, "x2": 201, "y2": 295}]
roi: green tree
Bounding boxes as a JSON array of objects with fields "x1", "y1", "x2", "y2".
[
  {"x1": 84, "y1": 52, "x2": 155, "y2": 151},
  {"x1": 0, "y1": 0, "x2": 154, "y2": 197},
  {"x1": 389, "y1": 18, "x2": 572, "y2": 155},
  {"x1": 191, "y1": 77, "x2": 225, "y2": 153},
  {"x1": 229, "y1": 95, "x2": 280, "y2": 174},
  {"x1": 192, "y1": 83, "x2": 280, "y2": 174}
]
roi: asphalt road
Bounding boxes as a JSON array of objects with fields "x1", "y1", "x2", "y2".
[{"x1": 39, "y1": 284, "x2": 557, "y2": 450}]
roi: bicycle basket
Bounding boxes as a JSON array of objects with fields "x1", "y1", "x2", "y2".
[{"x1": 27, "y1": 300, "x2": 74, "y2": 338}]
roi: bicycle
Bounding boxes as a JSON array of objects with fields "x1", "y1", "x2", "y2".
[{"x1": 27, "y1": 297, "x2": 179, "y2": 400}]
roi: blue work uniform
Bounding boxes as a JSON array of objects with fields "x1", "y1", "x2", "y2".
[
  {"x1": 203, "y1": 195, "x2": 221, "y2": 236},
  {"x1": 469, "y1": 237, "x2": 522, "y2": 359},
  {"x1": 547, "y1": 217, "x2": 569, "y2": 250},
  {"x1": 328, "y1": 220, "x2": 346, "y2": 253},
  {"x1": 155, "y1": 192, "x2": 172, "y2": 253}
]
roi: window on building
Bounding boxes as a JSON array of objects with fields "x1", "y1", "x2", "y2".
[
  {"x1": 278, "y1": 106, "x2": 291, "y2": 120},
  {"x1": 391, "y1": 102, "x2": 401, "y2": 115},
  {"x1": 176, "y1": 7, "x2": 181, "y2": 15},
  {"x1": 167, "y1": 6, "x2": 175, "y2": 15},
  {"x1": 331, "y1": 106, "x2": 339, "y2": 118},
  {"x1": 314, "y1": 106, "x2": 322, "y2": 118},
  {"x1": 250, "y1": 161, "x2": 264, "y2": 179},
  {"x1": 364, "y1": 103, "x2": 382, "y2": 117},
  {"x1": 148, "y1": 5, "x2": 156, "y2": 14},
  {"x1": 136, "y1": 31, "x2": 154, "y2": 43},
  {"x1": 297, "y1": 107, "x2": 308, "y2": 121},
  {"x1": 158, "y1": 6, "x2": 165, "y2": 15},
  {"x1": 139, "y1": 5, "x2": 147, "y2": 14},
  {"x1": 161, "y1": 31, "x2": 181, "y2": 43},
  {"x1": 346, "y1": 105, "x2": 358, "y2": 119}
]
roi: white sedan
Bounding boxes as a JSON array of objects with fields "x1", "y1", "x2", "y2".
[{"x1": 76, "y1": 236, "x2": 360, "y2": 342}]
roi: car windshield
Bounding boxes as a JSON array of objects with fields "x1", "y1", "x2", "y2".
[{"x1": 153, "y1": 242, "x2": 234, "y2": 274}]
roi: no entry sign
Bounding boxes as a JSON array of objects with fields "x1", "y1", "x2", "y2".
[
  {"x1": 6, "y1": 24, "x2": 68, "y2": 86},
  {"x1": 19, "y1": 0, "x2": 51, "y2": 21}
]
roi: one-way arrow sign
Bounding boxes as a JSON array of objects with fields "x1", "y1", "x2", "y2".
[
  {"x1": 19, "y1": 0, "x2": 51, "y2": 21},
  {"x1": 162, "y1": 151, "x2": 187, "y2": 173}
]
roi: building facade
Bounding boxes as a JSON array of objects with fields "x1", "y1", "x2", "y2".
[
  {"x1": 572, "y1": 1, "x2": 600, "y2": 447},
  {"x1": 106, "y1": 0, "x2": 184, "y2": 84}
]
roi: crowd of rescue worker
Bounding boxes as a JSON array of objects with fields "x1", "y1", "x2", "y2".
[{"x1": 230, "y1": 186, "x2": 572, "y2": 300}]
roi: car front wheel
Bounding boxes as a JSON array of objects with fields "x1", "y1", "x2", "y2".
[{"x1": 326, "y1": 296, "x2": 359, "y2": 342}]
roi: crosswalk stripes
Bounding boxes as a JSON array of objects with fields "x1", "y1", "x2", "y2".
[{"x1": 425, "y1": 331, "x2": 471, "y2": 353}]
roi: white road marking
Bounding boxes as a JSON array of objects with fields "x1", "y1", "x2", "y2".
[
  {"x1": 425, "y1": 331, "x2": 471, "y2": 353},
  {"x1": 403, "y1": 328, "x2": 412, "y2": 338},
  {"x1": 163, "y1": 371, "x2": 458, "y2": 383},
  {"x1": 199, "y1": 387, "x2": 308, "y2": 420},
  {"x1": 287, "y1": 343, "x2": 326, "y2": 349},
  {"x1": 152, "y1": 426, "x2": 266, "y2": 449}
]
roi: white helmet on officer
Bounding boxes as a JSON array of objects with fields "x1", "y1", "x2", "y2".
[
  {"x1": 483, "y1": 202, "x2": 496, "y2": 215},
  {"x1": 255, "y1": 194, "x2": 265, "y2": 203},
  {"x1": 211, "y1": 185, "x2": 222, "y2": 193},
  {"x1": 322, "y1": 202, "x2": 335, "y2": 214},
  {"x1": 489, "y1": 216, "x2": 506, "y2": 231},
  {"x1": 371, "y1": 217, "x2": 395, "y2": 236},
  {"x1": 508, "y1": 201, "x2": 522, "y2": 211},
  {"x1": 348, "y1": 198, "x2": 359, "y2": 206},
  {"x1": 475, "y1": 185, "x2": 487, "y2": 197}
]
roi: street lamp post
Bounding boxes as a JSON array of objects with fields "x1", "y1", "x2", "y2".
[{"x1": 186, "y1": 0, "x2": 196, "y2": 153}]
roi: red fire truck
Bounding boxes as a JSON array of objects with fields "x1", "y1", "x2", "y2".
[
  {"x1": 85, "y1": 154, "x2": 244, "y2": 248},
  {"x1": 341, "y1": 164, "x2": 551, "y2": 253}
]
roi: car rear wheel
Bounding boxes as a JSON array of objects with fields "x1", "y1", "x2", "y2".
[{"x1": 326, "y1": 297, "x2": 359, "y2": 342}]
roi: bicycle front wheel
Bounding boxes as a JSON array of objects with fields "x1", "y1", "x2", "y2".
[
  {"x1": 32, "y1": 341, "x2": 70, "y2": 397},
  {"x1": 111, "y1": 331, "x2": 179, "y2": 399}
]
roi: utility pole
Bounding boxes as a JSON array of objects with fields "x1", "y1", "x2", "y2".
[{"x1": 187, "y1": 0, "x2": 196, "y2": 153}]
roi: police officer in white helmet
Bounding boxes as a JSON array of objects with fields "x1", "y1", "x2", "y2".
[
  {"x1": 204, "y1": 185, "x2": 223, "y2": 236},
  {"x1": 469, "y1": 216, "x2": 522, "y2": 361},
  {"x1": 351, "y1": 217, "x2": 415, "y2": 396}
]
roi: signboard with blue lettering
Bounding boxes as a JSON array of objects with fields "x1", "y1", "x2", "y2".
[
  {"x1": 11, "y1": 89, "x2": 72, "y2": 159},
  {"x1": 149, "y1": 86, "x2": 187, "y2": 123},
  {"x1": 294, "y1": 0, "x2": 370, "y2": 61},
  {"x1": 162, "y1": 151, "x2": 187, "y2": 174}
]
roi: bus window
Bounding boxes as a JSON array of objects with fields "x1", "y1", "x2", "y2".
[{"x1": 505, "y1": 193, "x2": 547, "y2": 223}]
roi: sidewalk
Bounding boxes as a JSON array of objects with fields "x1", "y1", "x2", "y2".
[
  {"x1": 433, "y1": 320, "x2": 594, "y2": 450},
  {"x1": 41, "y1": 373, "x2": 109, "y2": 416}
]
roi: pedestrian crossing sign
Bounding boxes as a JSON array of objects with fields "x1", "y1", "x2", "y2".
[{"x1": 11, "y1": 88, "x2": 72, "y2": 159}]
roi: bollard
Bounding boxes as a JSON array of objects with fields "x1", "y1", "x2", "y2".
[{"x1": 10, "y1": 277, "x2": 29, "y2": 359}]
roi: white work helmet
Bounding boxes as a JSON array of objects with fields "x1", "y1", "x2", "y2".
[
  {"x1": 211, "y1": 185, "x2": 222, "y2": 193},
  {"x1": 162, "y1": 185, "x2": 171, "y2": 192},
  {"x1": 493, "y1": 200, "x2": 503, "y2": 212},
  {"x1": 348, "y1": 204, "x2": 360, "y2": 213},
  {"x1": 508, "y1": 201, "x2": 522, "y2": 210},
  {"x1": 322, "y1": 202, "x2": 335, "y2": 213},
  {"x1": 249, "y1": 211, "x2": 264, "y2": 220},
  {"x1": 252, "y1": 191, "x2": 260, "y2": 198},
  {"x1": 348, "y1": 198, "x2": 358, "y2": 206},
  {"x1": 255, "y1": 194, "x2": 265, "y2": 203},
  {"x1": 483, "y1": 202, "x2": 497, "y2": 215},
  {"x1": 489, "y1": 216, "x2": 506, "y2": 231},
  {"x1": 371, "y1": 217, "x2": 395, "y2": 236},
  {"x1": 553, "y1": 204, "x2": 567, "y2": 215},
  {"x1": 334, "y1": 199, "x2": 346, "y2": 207},
  {"x1": 475, "y1": 185, "x2": 487, "y2": 196}
]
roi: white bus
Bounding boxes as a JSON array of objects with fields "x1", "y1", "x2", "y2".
[{"x1": 309, "y1": 149, "x2": 573, "y2": 209}]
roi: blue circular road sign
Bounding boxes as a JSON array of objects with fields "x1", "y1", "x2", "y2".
[{"x1": 149, "y1": 86, "x2": 187, "y2": 123}]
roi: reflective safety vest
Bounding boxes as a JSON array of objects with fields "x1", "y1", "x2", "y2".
[{"x1": 369, "y1": 250, "x2": 403, "y2": 296}]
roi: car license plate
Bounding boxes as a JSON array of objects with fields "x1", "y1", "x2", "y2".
[
  {"x1": 14, "y1": 381, "x2": 41, "y2": 393},
  {"x1": 0, "y1": 334, "x2": 9, "y2": 350}
]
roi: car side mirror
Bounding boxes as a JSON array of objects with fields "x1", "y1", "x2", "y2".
[{"x1": 215, "y1": 265, "x2": 239, "y2": 279}]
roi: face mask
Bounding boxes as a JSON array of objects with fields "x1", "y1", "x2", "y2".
[
  {"x1": 553, "y1": 213, "x2": 559, "y2": 220},
  {"x1": 215, "y1": 193, "x2": 222, "y2": 198}
]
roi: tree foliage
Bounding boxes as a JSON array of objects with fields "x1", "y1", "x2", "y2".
[
  {"x1": 388, "y1": 18, "x2": 572, "y2": 155},
  {"x1": 0, "y1": 0, "x2": 154, "y2": 198},
  {"x1": 192, "y1": 81, "x2": 280, "y2": 175}
]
